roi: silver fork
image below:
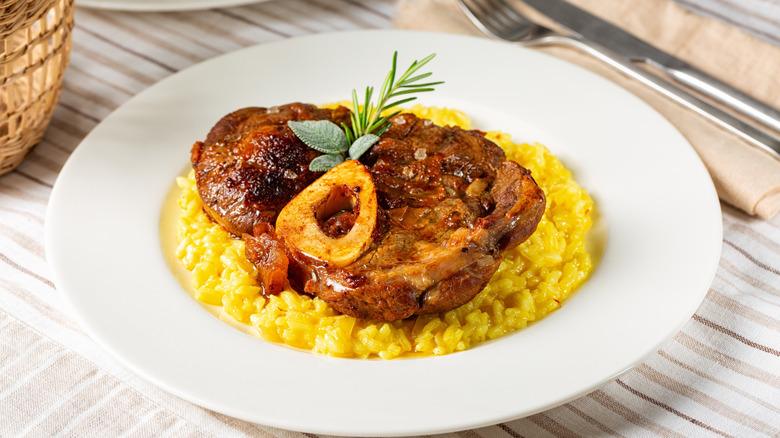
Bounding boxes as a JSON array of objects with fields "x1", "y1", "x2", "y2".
[{"x1": 458, "y1": 0, "x2": 780, "y2": 159}]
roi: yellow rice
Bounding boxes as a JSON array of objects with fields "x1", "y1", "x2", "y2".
[{"x1": 174, "y1": 105, "x2": 594, "y2": 359}]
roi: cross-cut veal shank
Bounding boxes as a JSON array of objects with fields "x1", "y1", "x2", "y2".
[{"x1": 191, "y1": 103, "x2": 546, "y2": 322}]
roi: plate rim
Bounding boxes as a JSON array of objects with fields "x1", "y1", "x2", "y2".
[{"x1": 45, "y1": 29, "x2": 723, "y2": 436}]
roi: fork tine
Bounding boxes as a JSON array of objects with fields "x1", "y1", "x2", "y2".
[
  {"x1": 483, "y1": 0, "x2": 531, "y2": 27},
  {"x1": 458, "y1": 0, "x2": 539, "y2": 42},
  {"x1": 459, "y1": 0, "x2": 503, "y2": 39},
  {"x1": 479, "y1": 0, "x2": 519, "y2": 31}
]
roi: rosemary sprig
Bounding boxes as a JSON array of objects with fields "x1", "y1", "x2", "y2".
[
  {"x1": 288, "y1": 51, "x2": 442, "y2": 172},
  {"x1": 347, "y1": 52, "x2": 442, "y2": 141}
]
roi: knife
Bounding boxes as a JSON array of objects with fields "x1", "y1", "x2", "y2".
[{"x1": 520, "y1": 0, "x2": 780, "y2": 134}]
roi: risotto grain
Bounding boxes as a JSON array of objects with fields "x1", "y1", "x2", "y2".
[{"x1": 175, "y1": 105, "x2": 594, "y2": 359}]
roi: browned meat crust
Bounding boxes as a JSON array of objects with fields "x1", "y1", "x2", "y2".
[
  {"x1": 192, "y1": 105, "x2": 546, "y2": 322},
  {"x1": 190, "y1": 103, "x2": 350, "y2": 236}
]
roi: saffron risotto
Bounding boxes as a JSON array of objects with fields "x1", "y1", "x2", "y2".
[{"x1": 175, "y1": 105, "x2": 594, "y2": 359}]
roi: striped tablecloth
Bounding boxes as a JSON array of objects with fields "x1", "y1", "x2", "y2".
[{"x1": 2, "y1": 0, "x2": 779, "y2": 436}]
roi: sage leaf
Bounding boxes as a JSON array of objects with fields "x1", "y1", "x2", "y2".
[
  {"x1": 288, "y1": 120, "x2": 349, "y2": 154},
  {"x1": 309, "y1": 153, "x2": 344, "y2": 172},
  {"x1": 349, "y1": 134, "x2": 380, "y2": 160}
]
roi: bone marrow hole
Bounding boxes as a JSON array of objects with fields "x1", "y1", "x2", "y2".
[{"x1": 315, "y1": 184, "x2": 360, "y2": 238}]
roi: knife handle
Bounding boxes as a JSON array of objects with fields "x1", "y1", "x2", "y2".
[
  {"x1": 529, "y1": 34, "x2": 780, "y2": 160},
  {"x1": 657, "y1": 61, "x2": 780, "y2": 133}
]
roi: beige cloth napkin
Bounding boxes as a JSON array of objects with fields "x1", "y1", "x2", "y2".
[{"x1": 395, "y1": 0, "x2": 780, "y2": 218}]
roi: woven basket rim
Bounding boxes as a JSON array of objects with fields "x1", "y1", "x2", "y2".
[
  {"x1": 1, "y1": 0, "x2": 74, "y2": 176},
  {"x1": 1, "y1": 0, "x2": 58, "y2": 39}
]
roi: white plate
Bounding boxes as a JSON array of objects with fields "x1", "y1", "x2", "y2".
[
  {"x1": 76, "y1": 0, "x2": 268, "y2": 11},
  {"x1": 46, "y1": 30, "x2": 722, "y2": 436}
]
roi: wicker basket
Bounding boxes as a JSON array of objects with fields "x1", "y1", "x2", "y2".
[{"x1": 1, "y1": 0, "x2": 74, "y2": 175}]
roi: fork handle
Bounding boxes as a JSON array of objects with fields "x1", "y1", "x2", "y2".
[{"x1": 528, "y1": 34, "x2": 780, "y2": 160}]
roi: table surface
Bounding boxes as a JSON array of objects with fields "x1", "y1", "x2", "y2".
[{"x1": 2, "y1": 0, "x2": 779, "y2": 437}]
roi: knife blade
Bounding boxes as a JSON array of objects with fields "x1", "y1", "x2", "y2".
[{"x1": 519, "y1": 0, "x2": 780, "y2": 133}]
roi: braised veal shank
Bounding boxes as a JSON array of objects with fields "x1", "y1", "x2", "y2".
[{"x1": 191, "y1": 103, "x2": 546, "y2": 321}]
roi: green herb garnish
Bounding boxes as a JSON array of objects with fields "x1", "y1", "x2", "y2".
[{"x1": 288, "y1": 51, "x2": 443, "y2": 172}]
